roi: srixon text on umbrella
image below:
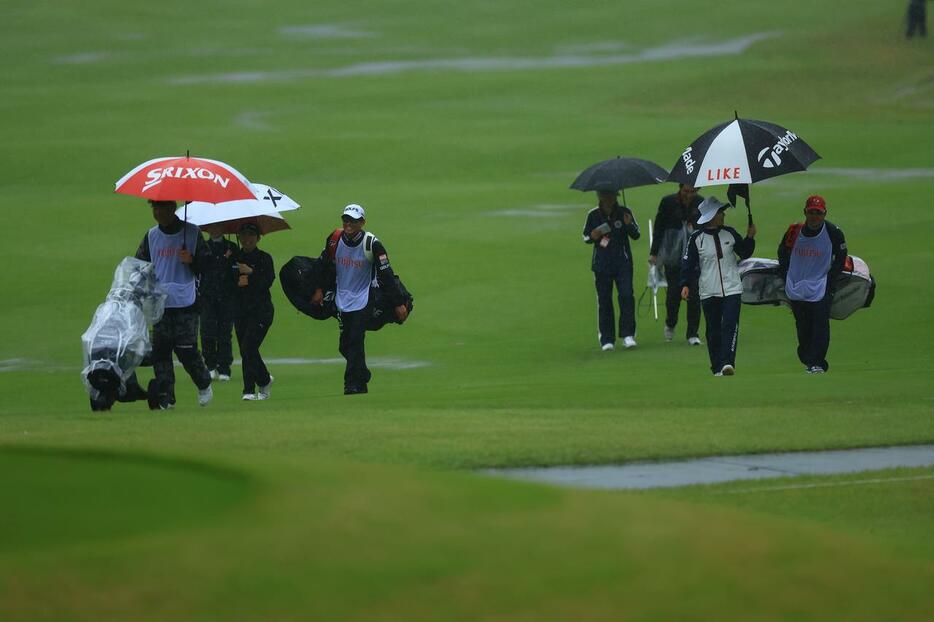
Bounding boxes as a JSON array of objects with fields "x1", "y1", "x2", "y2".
[{"x1": 143, "y1": 167, "x2": 231, "y2": 192}]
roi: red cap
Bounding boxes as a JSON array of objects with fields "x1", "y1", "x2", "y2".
[{"x1": 805, "y1": 195, "x2": 826, "y2": 212}]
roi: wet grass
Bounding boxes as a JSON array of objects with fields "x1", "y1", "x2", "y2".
[{"x1": 1, "y1": 0, "x2": 933, "y2": 619}]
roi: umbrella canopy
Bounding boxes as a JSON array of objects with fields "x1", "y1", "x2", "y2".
[
  {"x1": 115, "y1": 156, "x2": 256, "y2": 203},
  {"x1": 570, "y1": 157, "x2": 669, "y2": 193},
  {"x1": 176, "y1": 183, "x2": 299, "y2": 235},
  {"x1": 667, "y1": 117, "x2": 820, "y2": 188}
]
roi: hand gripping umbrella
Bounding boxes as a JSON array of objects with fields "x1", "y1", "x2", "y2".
[
  {"x1": 666, "y1": 114, "x2": 820, "y2": 225},
  {"x1": 570, "y1": 156, "x2": 669, "y2": 205},
  {"x1": 115, "y1": 153, "x2": 258, "y2": 248},
  {"x1": 176, "y1": 183, "x2": 300, "y2": 235}
]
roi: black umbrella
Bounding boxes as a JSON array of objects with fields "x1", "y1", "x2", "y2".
[
  {"x1": 667, "y1": 115, "x2": 820, "y2": 225},
  {"x1": 570, "y1": 156, "x2": 669, "y2": 204}
]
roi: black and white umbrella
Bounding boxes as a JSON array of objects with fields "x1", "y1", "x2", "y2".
[
  {"x1": 570, "y1": 156, "x2": 668, "y2": 204},
  {"x1": 667, "y1": 116, "x2": 820, "y2": 224}
]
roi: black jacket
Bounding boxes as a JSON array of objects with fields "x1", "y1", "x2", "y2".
[
  {"x1": 582, "y1": 204, "x2": 641, "y2": 274},
  {"x1": 318, "y1": 231, "x2": 406, "y2": 307},
  {"x1": 650, "y1": 192, "x2": 704, "y2": 256},
  {"x1": 199, "y1": 237, "x2": 239, "y2": 298},
  {"x1": 234, "y1": 247, "x2": 275, "y2": 316}
]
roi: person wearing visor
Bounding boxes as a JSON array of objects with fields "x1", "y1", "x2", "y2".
[
  {"x1": 778, "y1": 195, "x2": 847, "y2": 374},
  {"x1": 582, "y1": 189, "x2": 641, "y2": 351},
  {"x1": 135, "y1": 199, "x2": 213, "y2": 408},
  {"x1": 680, "y1": 197, "x2": 756, "y2": 376},
  {"x1": 233, "y1": 221, "x2": 276, "y2": 400},
  {"x1": 312, "y1": 204, "x2": 408, "y2": 395}
]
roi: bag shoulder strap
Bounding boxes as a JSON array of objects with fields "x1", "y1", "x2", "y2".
[
  {"x1": 364, "y1": 232, "x2": 376, "y2": 264},
  {"x1": 326, "y1": 229, "x2": 342, "y2": 262}
]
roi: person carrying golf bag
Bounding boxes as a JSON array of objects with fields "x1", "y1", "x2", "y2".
[
  {"x1": 680, "y1": 197, "x2": 756, "y2": 376},
  {"x1": 777, "y1": 195, "x2": 847, "y2": 374},
  {"x1": 311, "y1": 204, "x2": 408, "y2": 395}
]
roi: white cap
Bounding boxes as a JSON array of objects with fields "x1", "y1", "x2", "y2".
[
  {"x1": 342, "y1": 203, "x2": 365, "y2": 220},
  {"x1": 696, "y1": 196, "x2": 729, "y2": 225}
]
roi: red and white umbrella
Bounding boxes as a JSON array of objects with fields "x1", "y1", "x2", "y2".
[{"x1": 114, "y1": 155, "x2": 257, "y2": 203}]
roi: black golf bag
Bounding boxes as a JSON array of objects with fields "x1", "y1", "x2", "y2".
[{"x1": 279, "y1": 255, "x2": 413, "y2": 330}]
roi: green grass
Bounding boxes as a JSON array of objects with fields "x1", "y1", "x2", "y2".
[{"x1": 1, "y1": 0, "x2": 933, "y2": 619}]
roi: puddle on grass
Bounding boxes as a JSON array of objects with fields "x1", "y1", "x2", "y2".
[
  {"x1": 168, "y1": 32, "x2": 778, "y2": 85},
  {"x1": 484, "y1": 445, "x2": 934, "y2": 490}
]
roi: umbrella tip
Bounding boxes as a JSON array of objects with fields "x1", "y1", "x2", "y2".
[
  {"x1": 734, "y1": 110, "x2": 739, "y2": 120},
  {"x1": 186, "y1": 149, "x2": 190, "y2": 158}
]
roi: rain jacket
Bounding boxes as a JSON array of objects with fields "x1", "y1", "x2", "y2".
[
  {"x1": 680, "y1": 227, "x2": 755, "y2": 299},
  {"x1": 582, "y1": 204, "x2": 641, "y2": 274}
]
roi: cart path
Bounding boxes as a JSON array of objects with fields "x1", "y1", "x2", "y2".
[{"x1": 484, "y1": 445, "x2": 934, "y2": 490}]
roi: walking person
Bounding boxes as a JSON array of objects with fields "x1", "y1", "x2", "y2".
[
  {"x1": 233, "y1": 222, "x2": 276, "y2": 401},
  {"x1": 680, "y1": 197, "x2": 756, "y2": 376},
  {"x1": 312, "y1": 204, "x2": 408, "y2": 395},
  {"x1": 199, "y1": 223, "x2": 238, "y2": 382},
  {"x1": 777, "y1": 195, "x2": 847, "y2": 374},
  {"x1": 649, "y1": 183, "x2": 703, "y2": 345},
  {"x1": 582, "y1": 189, "x2": 641, "y2": 351},
  {"x1": 135, "y1": 199, "x2": 213, "y2": 408},
  {"x1": 907, "y1": 0, "x2": 928, "y2": 38}
]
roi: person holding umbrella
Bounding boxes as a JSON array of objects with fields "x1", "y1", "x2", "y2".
[
  {"x1": 134, "y1": 199, "x2": 213, "y2": 408},
  {"x1": 233, "y1": 222, "x2": 276, "y2": 401},
  {"x1": 582, "y1": 189, "x2": 641, "y2": 350},
  {"x1": 649, "y1": 183, "x2": 704, "y2": 345},
  {"x1": 777, "y1": 195, "x2": 848, "y2": 374},
  {"x1": 680, "y1": 197, "x2": 756, "y2": 376}
]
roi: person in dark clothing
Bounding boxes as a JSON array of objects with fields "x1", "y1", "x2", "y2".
[
  {"x1": 582, "y1": 189, "x2": 641, "y2": 350},
  {"x1": 649, "y1": 184, "x2": 703, "y2": 345},
  {"x1": 135, "y1": 200, "x2": 213, "y2": 408},
  {"x1": 312, "y1": 204, "x2": 408, "y2": 395},
  {"x1": 233, "y1": 222, "x2": 276, "y2": 400},
  {"x1": 680, "y1": 197, "x2": 756, "y2": 376},
  {"x1": 199, "y1": 223, "x2": 238, "y2": 382},
  {"x1": 907, "y1": 0, "x2": 928, "y2": 38},
  {"x1": 777, "y1": 195, "x2": 848, "y2": 374}
]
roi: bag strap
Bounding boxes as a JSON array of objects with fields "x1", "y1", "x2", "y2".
[
  {"x1": 364, "y1": 232, "x2": 376, "y2": 264},
  {"x1": 782, "y1": 223, "x2": 803, "y2": 249},
  {"x1": 326, "y1": 229, "x2": 342, "y2": 262}
]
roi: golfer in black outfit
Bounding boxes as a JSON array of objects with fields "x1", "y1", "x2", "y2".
[
  {"x1": 233, "y1": 222, "x2": 275, "y2": 400},
  {"x1": 199, "y1": 223, "x2": 238, "y2": 381}
]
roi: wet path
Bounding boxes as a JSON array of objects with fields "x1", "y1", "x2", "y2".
[{"x1": 484, "y1": 445, "x2": 934, "y2": 490}]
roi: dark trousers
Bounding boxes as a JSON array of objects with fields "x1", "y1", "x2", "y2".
[
  {"x1": 152, "y1": 307, "x2": 211, "y2": 405},
  {"x1": 594, "y1": 269, "x2": 635, "y2": 345},
  {"x1": 791, "y1": 294, "x2": 832, "y2": 371},
  {"x1": 338, "y1": 308, "x2": 371, "y2": 390},
  {"x1": 907, "y1": 3, "x2": 927, "y2": 37},
  {"x1": 200, "y1": 295, "x2": 234, "y2": 375},
  {"x1": 701, "y1": 294, "x2": 742, "y2": 374},
  {"x1": 664, "y1": 264, "x2": 700, "y2": 338},
  {"x1": 235, "y1": 309, "x2": 273, "y2": 394}
]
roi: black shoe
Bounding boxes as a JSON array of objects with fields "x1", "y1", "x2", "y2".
[{"x1": 344, "y1": 385, "x2": 368, "y2": 395}]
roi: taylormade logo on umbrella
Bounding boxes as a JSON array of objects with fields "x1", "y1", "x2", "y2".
[
  {"x1": 681, "y1": 147, "x2": 696, "y2": 174},
  {"x1": 757, "y1": 130, "x2": 799, "y2": 169},
  {"x1": 142, "y1": 167, "x2": 232, "y2": 192}
]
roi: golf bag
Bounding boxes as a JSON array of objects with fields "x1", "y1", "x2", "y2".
[
  {"x1": 279, "y1": 255, "x2": 414, "y2": 331},
  {"x1": 81, "y1": 257, "x2": 167, "y2": 411},
  {"x1": 738, "y1": 255, "x2": 876, "y2": 319}
]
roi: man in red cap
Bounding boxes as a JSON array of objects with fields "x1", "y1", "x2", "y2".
[{"x1": 777, "y1": 195, "x2": 848, "y2": 373}]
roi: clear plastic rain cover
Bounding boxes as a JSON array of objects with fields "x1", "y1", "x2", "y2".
[{"x1": 80, "y1": 257, "x2": 167, "y2": 398}]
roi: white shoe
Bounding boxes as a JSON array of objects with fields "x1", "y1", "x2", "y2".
[
  {"x1": 257, "y1": 375, "x2": 274, "y2": 399},
  {"x1": 713, "y1": 372, "x2": 723, "y2": 377},
  {"x1": 218, "y1": 374, "x2": 231, "y2": 382},
  {"x1": 687, "y1": 336, "x2": 702, "y2": 346},
  {"x1": 807, "y1": 366, "x2": 825, "y2": 374},
  {"x1": 720, "y1": 364, "x2": 735, "y2": 376},
  {"x1": 664, "y1": 326, "x2": 674, "y2": 341},
  {"x1": 242, "y1": 393, "x2": 258, "y2": 401},
  {"x1": 601, "y1": 343, "x2": 615, "y2": 352},
  {"x1": 623, "y1": 336, "x2": 637, "y2": 348},
  {"x1": 197, "y1": 385, "x2": 213, "y2": 406},
  {"x1": 209, "y1": 369, "x2": 218, "y2": 380}
]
